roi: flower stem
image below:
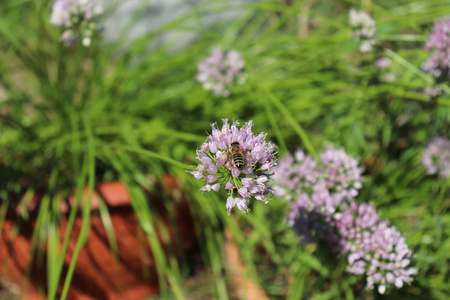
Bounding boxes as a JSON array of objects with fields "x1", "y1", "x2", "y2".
[
  {"x1": 263, "y1": 90, "x2": 288, "y2": 151},
  {"x1": 111, "y1": 144, "x2": 196, "y2": 170},
  {"x1": 385, "y1": 49, "x2": 433, "y2": 84},
  {"x1": 264, "y1": 87, "x2": 319, "y2": 160}
]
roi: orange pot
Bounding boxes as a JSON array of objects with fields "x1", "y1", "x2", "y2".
[{"x1": 0, "y1": 179, "x2": 196, "y2": 300}]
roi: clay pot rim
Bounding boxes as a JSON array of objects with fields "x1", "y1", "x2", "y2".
[{"x1": 3, "y1": 180, "x2": 132, "y2": 219}]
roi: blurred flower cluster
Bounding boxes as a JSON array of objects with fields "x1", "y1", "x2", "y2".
[
  {"x1": 50, "y1": 0, "x2": 103, "y2": 46},
  {"x1": 375, "y1": 57, "x2": 396, "y2": 82},
  {"x1": 349, "y1": 9, "x2": 376, "y2": 52},
  {"x1": 274, "y1": 148, "x2": 362, "y2": 243},
  {"x1": 422, "y1": 137, "x2": 450, "y2": 178},
  {"x1": 197, "y1": 48, "x2": 246, "y2": 97},
  {"x1": 336, "y1": 202, "x2": 418, "y2": 294},
  {"x1": 423, "y1": 86, "x2": 443, "y2": 98},
  {"x1": 273, "y1": 147, "x2": 417, "y2": 294},
  {"x1": 189, "y1": 120, "x2": 277, "y2": 214},
  {"x1": 274, "y1": 148, "x2": 363, "y2": 212},
  {"x1": 422, "y1": 18, "x2": 450, "y2": 80}
]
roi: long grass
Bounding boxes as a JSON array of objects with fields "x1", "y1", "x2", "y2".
[{"x1": 0, "y1": 0, "x2": 449, "y2": 299}]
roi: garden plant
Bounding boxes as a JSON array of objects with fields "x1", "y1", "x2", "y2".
[{"x1": 0, "y1": 0, "x2": 449, "y2": 299}]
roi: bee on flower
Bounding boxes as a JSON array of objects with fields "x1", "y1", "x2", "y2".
[{"x1": 188, "y1": 119, "x2": 277, "y2": 214}]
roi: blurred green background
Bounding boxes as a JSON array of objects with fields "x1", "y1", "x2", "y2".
[{"x1": 0, "y1": 0, "x2": 449, "y2": 299}]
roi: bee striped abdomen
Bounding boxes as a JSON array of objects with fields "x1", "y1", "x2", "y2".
[
  {"x1": 230, "y1": 142, "x2": 245, "y2": 169},
  {"x1": 233, "y1": 153, "x2": 245, "y2": 168}
]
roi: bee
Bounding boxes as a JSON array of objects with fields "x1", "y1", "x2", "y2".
[{"x1": 230, "y1": 142, "x2": 245, "y2": 169}]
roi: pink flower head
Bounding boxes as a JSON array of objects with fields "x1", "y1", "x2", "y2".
[
  {"x1": 197, "y1": 48, "x2": 246, "y2": 97},
  {"x1": 318, "y1": 147, "x2": 364, "y2": 200},
  {"x1": 422, "y1": 137, "x2": 450, "y2": 178},
  {"x1": 273, "y1": 147, "x2": 362, "y2": 210},
  {"x1": 335, "y1": 203, "x2": 417, "y2": 294},
  {"x1": 422, "y1": 18, "x2": 450, "y2": 80},
  {"x1": 349, "y1": 9, "x2": 376, "y2": 52},
  {"x1": 273, "y1": 147, "x2": 416, "y2": 293},
  {"x1": 188, "y1": 119, "x2": 277, "y2": 214},
  {"x1": 375, "y1": 58, "x2": 391, "y2": 69},
  {"x1": 50, "y1": 0, "x2": 103, "y2": 46},
  {"x1": 273, "y1": 147, "x2": 363, "y2": 244}
]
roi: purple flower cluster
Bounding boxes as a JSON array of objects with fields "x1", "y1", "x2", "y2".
[
  {"x1": 422, "y1": 137, "x2": 450, "y2": 178},
  {"x1": 335, "y1": 202, "x2": 418, "y2": 294},
  {"x1": 375, "y1": 58, "x2": 396, "y2": 82},
  {"x1": 189, "y1": 119, "x2": 277, "y2": 214},
  {"x1": 318, "y1": 148, "x2": 364, "y2": 202},
  {"x1": 273, "y1": 148, "x2": 417, "y2": 293},
  {"x1": 423, "y1": 86, "x2": 442, "y2": 98},
  {"x1": 349, "y1": 9, "x2": 376, "y2": 52},
  {"x1": 197, "y1": 48, "x2": 246, "y2": 97},
  {"x1": 50, "y1": 0, "x2": 103, "y2": 46},
  {"x1": 286, "y1": 187, "x2": 340, "y2": 245},
  {"x1": 273, "y1": 148, "x2": 363, "y2": 243},
  {"x1": 375, "y1": 58, "x2": 391, "y2": 69},
  {"x1": 272, "y1": 150, "x2": 318, "y2": 202},
  {"x1": 422, "y1": 18, "x2": 450, "y2": 79}
]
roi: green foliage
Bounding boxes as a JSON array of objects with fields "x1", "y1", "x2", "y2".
[{"x1": 0, "y1": 0, "x2": 449, "y2": 299}]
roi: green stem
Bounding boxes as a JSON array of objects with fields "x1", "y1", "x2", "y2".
[
  {"x1": 263, "y1": 90, "x2": 288, "y2": 151},
  {"x1": 264, "y1": 87, "x2": 318, "y2": 160},
  {"x1": 112, "y1": 144, "x2": 195, "y2": 170},
  {"x1": 42, "y1": 170, "x2": 60, "y2": 300},
  {"x1": 385, "y1": 49, "x2": 433, "y2": 84},
  {"x1": 60, "y1": 116, "x2": 95, "y2": 300},
  {"x1": 49, "y1": 163, "x2": 88, "y2": 299},
  {"x1": 0, "y1": 192, "x2": 9, "y2": 241}
]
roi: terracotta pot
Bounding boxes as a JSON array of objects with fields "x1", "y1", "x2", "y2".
[{"x1": 0, "y1": 178, "x2": 196, "y2": 300}]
